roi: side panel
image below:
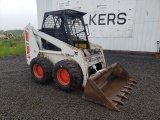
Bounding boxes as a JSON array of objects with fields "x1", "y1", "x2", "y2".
[
  {"x1": 31, "y1": 26, "x2": 89, "y2": 86},
  {"x1": 24, "y1": 24, "x2": 39, "y2": 65}
]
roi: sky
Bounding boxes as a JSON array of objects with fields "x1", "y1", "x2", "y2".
[{"x1": 0, "y1": 0, "x2": 38, "y2": 30}]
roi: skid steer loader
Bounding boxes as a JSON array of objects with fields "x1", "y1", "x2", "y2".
[{"x1": 24, "y1": 9, "x2": 137, "y2": 111}]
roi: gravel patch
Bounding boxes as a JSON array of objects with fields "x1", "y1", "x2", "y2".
[{"x1": 0, "y1": 53, "x2": 160, "y2": 120}]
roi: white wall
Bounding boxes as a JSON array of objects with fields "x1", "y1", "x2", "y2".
[
  {"x1": 37, "y1": 0, "x2": 52, "y2": 29},
  {"x1": 37, "y1": 0, "x2": 160, "y2": 52}
]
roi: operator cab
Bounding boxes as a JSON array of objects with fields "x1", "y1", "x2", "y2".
[{"x1": 41, "y1": 9, "x2": 90, "y2": 51}]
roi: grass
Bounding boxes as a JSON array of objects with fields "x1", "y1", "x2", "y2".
[{"x1": 0, "y1": 37, "x2": 25, "y2": 58}]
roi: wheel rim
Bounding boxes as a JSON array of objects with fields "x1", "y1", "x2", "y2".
[
  {"x1": 57, "y1": 68, "x2": 70, "y2": 86},
  {"x1": 33, "y1": 64, "x2": 44, "y2": 79}
]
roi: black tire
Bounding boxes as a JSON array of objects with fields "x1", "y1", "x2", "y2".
[
  {"x1": 53, "y1": 59, "x2": 83, "y2": 92},
  {"x1": 30, "y1": 57, "x2": 53, "y2": 84}
]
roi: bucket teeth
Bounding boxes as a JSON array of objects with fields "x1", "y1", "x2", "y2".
[
  {"x1": 112, "y1": 99, "x2": 124, "y2": 105},
  {"x1": 121, "y1": 90, "x2": 131, "y2": 95},
  {"x1": 129, "y1": 79, "x2": 137, "y2": 83},
  {"x1": 117, "y1": 94, "x2": 128, "y2": 100},
  {"x1": 124, "y1": 85, "x2": 133, "y2": 90},
  {"x1": 115, "y1": 106, "x2": 121, "y2": 112},
  {"x1": 127, "y1": 82, "x2": 137, "y2": 87}
]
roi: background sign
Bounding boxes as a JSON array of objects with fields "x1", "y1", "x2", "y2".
[{"x1": 52, "y1": 0, "x2": 136, "y2": 38}]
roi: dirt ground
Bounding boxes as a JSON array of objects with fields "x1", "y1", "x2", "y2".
[{"x1": 0, "y1": 53, "x2": 160, "y2": 120}]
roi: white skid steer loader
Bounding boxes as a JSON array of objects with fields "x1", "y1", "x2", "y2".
[{"x1": 24, "y1": 9, "x2": 137, "y2": 111}]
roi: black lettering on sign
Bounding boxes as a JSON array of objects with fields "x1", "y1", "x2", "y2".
[
  {"x1": 89, "y1": 14, "x2": 97, "y2": 25},
  {"x1": 117, "y1": 13, "x2": 127, "y2": 25},
  {"x1": 89, "y1": 12, "x2": 127, "y2": 25},
  {"x1": 107, "y1": 13, "x2": 116, "y2": 25},
  {"x1": 98, "y1": 14, "x2": 106, "y2": 25}
]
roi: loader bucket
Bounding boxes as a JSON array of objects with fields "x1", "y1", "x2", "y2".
[{"x1": 82, "y1": 63, "x2": 137, "y2": 111}]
